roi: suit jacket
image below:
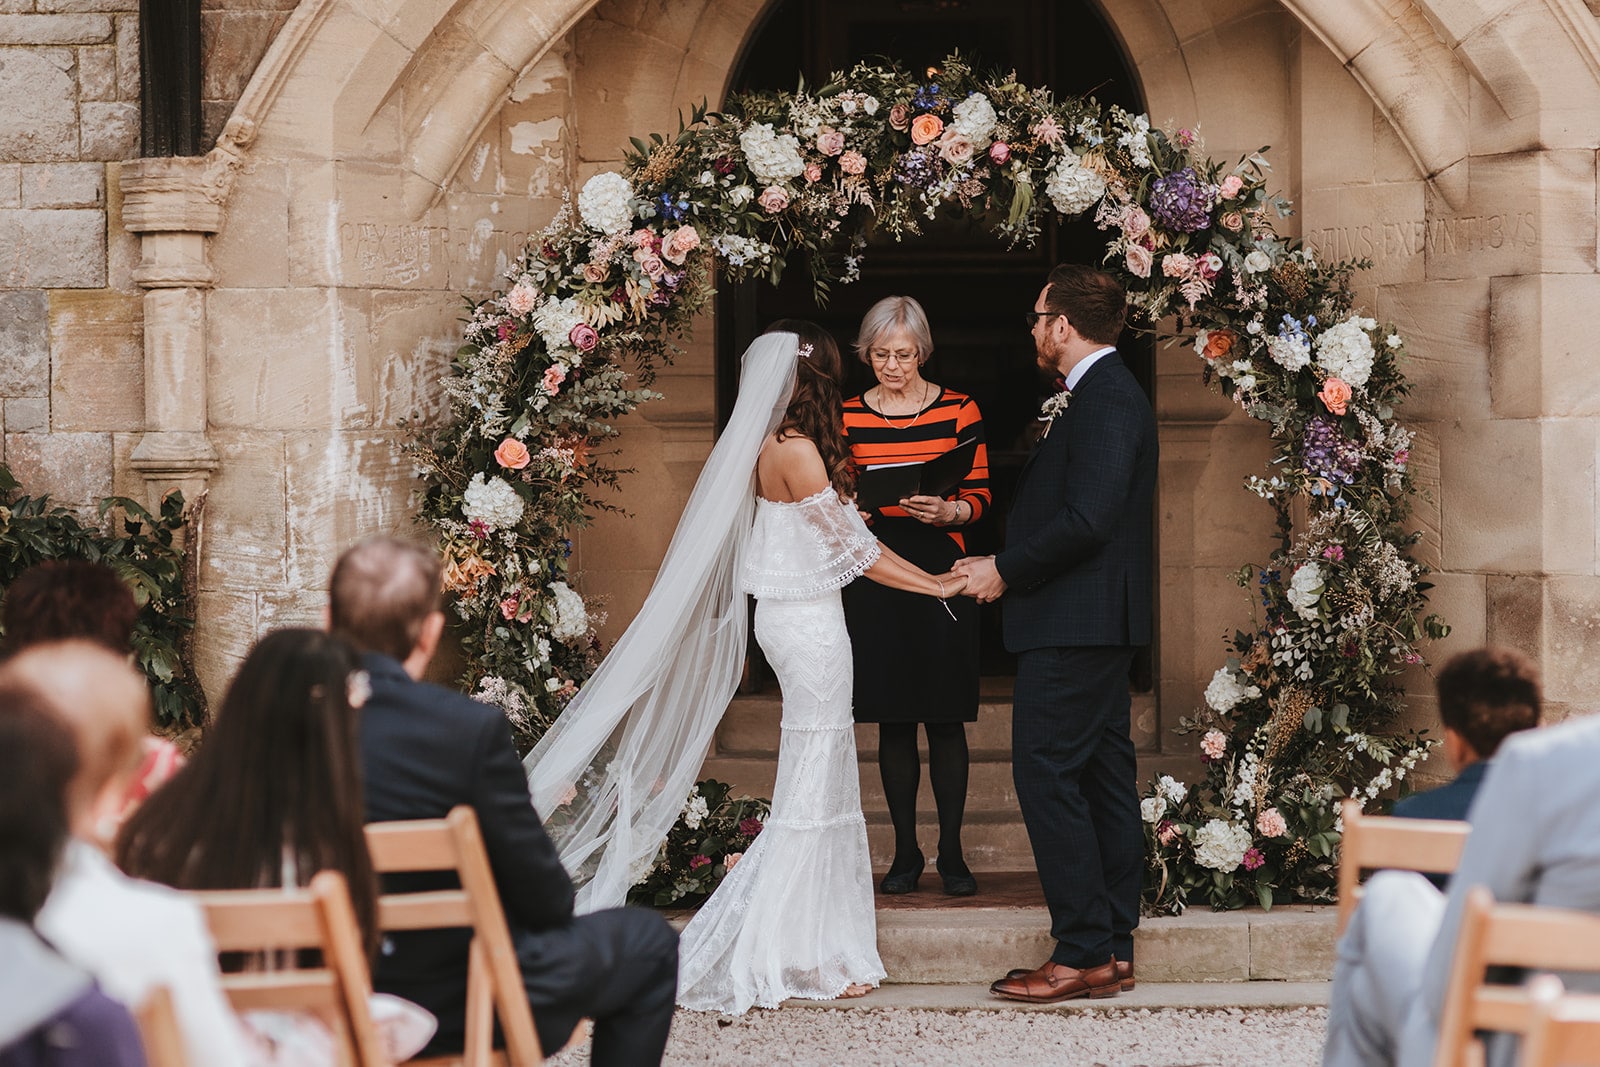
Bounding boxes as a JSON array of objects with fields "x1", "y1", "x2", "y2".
[
  {"x1": 1391, "y1": 761, "x2": 1489, "y2": 822},
  {"x1": 994, "y1": 352, "x2": 1157, "y2": 652},
  {"x1": 358, "y1": 653, "x2": 576, "y2": 1046}
]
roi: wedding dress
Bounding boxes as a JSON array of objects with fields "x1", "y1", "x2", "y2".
[{"x1": 676, "y1": 487, "x2": 887, "y2": 1012}]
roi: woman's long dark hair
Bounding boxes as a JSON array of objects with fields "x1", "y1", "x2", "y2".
[
  {"x1": 117, "y1": 628, "x2": 380, "y2": 962},
  {"x1": 765, "y1": 319, "x2": 854, "y2": 496}
]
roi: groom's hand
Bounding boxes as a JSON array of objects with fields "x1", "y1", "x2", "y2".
[{"x1": 952, "y1": 556, "x2": 1007, "y2": 604}]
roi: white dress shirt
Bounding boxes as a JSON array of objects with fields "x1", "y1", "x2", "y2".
[{"x1": 1064, "y1": 345, "x2": 1117, "y2": 391}]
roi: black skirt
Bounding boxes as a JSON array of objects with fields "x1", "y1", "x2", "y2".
[{"x1": 843, "y1": 517, "x2": 980, "y2": 724}]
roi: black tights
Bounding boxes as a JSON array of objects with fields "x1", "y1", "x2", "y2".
[{"x1": 878, "y1": 722, "x2": 970, "y2": 876}]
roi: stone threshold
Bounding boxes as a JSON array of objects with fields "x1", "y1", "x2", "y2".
[{"x1": 780, "y1": 981, "x2": 1331, "y2": 1012}]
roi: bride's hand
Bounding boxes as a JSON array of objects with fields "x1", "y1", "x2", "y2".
[{"x1": 935, "y1": 571, "x2": 968, "y2": 598}]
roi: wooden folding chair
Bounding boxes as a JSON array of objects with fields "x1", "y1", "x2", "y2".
[
  {"x1": 195, "y1": 869, "x2": 390, "y2": 1067},
  {"x1": 364, "y1": 806, "x2": 549, "y2": 1067},
  {"x1": 1434, "y1": 887, "x2": 1600, "y2": 1066},
  {"x1": 1522, "y1": 976, "x2": 1600, "y2": 1067},
  {"x1": 1337, "y1": 798, "x2": 1470, "y2": 935},
  {"x1": 134, "y1": 985, "x2": 188, "y2": 1067}
]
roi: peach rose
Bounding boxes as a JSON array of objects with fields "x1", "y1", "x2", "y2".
[
  {"x1": 1125, "y1": 244, "x2": 1153, "y2": 278},
  {"x1": 494, "y1": 437, "x2": 531, "y2": 470},
  {"x1": 634, "y1": 250, "x2": 665, "y2": 278},
  {"x1": 1121, "y1": 206, "x2": 1151, "y2": 240},
  {"x1": 1162, "y1": 253, "x2": 1194, "y2": 278},
  {"x1": 542, "y1": 364, "x2": 566, "y2": 396},
  {"x1": 757, "y1": 185, "x2": 790, "y2": 214},
  {"x1": 1201, "y1": 329, "x2": 1237, "y2": 362},
  {"x1": 661, "y1": 224, "x2": 700, "y2": 265},
  {"x1": 582, "y1": 261, "x2": 609, "y2": 283},
  {"x1": 630, "y1": 228, "x2": 658, "y2": 250},
  {"x1": 839, "y1": 150, "x2": 866, "y2": 175},
  {"x1": 815, "y1": 128, "x2": 845, "y2": 157},
  {"x1": 1220, "y1": 211, "x2": 1244, "y2": 232},
  {"x1": 937, "y1": 131, "x2": 974, "y2": 166},
  {"x1": 505, "y1": 281, "x2": 539, "y2": 316},
  {"x1": 909, "y1": 113, "x2": 944, "y2": 146},
  {"x1": 803, "y1": 162, "x2": 823, "y2": 183},
  {"x1": 888, "y1": 102, "x2": 911, "y2": 131},
  {"x1": 1319, "y1": 376, "x2": 1352, "y2": 415},
  {"x1": 1219, "y1": 174, "x2": 1245, "y2": 199},
  {"x1": 724, "y1": 852, "x2": 744, "y2": 872}
]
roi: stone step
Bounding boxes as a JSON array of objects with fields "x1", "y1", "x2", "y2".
[{"x1": 778, "y1": 980, "x2": 1331, "y2": 1011}]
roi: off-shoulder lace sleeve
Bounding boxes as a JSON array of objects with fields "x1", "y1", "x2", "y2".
[{"x1": 742, "y1": 488, "x2": 881, "y2": 600}]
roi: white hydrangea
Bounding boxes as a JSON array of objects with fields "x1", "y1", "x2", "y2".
[
  {"x1": 1141, "y1": 796, "x2": 1167, "y2": 824},
  {"x1": 1116, "y1": 112, "x2": 1152, "y2": 168},
  {"x1": 1265, "y1": 332, "x2": 1312, "y2": 371},
  {"x1": 738, "y1": 123, "x2": 805, "y2": 185},
  {"x1": 1204, "y1": 666, "x2": 1262, "y2": 713},
  {"x1": 1157, "y1": 775, "x2": 1189, "y2": 805},
  {"x1": 461, "y1": 473, "x2": 525, "y2": 529},
  {"x1": 533, "y1": 296, "x2": 584, "y2": 356},
  {"x1": 1044, "y1": 153, "x2": 1106, "y2": 215},
  {"x1": 548, "y1": 580, "x2": 589, "y2": 642},
  {"x1": 950, "y1": 93, "x2": 998, "y2": 145},
  {"x1": 1315, "y1": 315, "x2": 1378, "y2": 388},
  {"x1": 577, "y1": 171, "x2": 636, "y2": 234},
  {"x1": 1286, "y1": 561, "x2": 1326, "y2": 621},
  {"x1": 682, "y1": 789, "x2": 710, "y2": 830},
  {"x1": 1193, "y1": 818, "x2": 1254, "y2": 871}
]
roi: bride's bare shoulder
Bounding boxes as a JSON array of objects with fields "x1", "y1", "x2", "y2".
[{"x1": 757, "y1": 431, "x2": 827, "y2": 502}]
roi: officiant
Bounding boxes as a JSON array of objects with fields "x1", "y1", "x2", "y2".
[{"x1": 842, "y1": 296, "x2": 989, "y2": 897}]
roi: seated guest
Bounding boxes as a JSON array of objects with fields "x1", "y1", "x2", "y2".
[
  {"x1": 1322, "y1": 648, "x2": 1600, "y2": 1067},
  {"x1": 0, "y1": 688, "x2": 147, "y2": 1067},
  {"x1": 118, "y1": 628, "x2": 435, "y2": 1064},
  {"x1": 3, "y1": 641, "x2": 250, "y2": 1067},
  {"x1": 328, "y1": 538, "x2": 678, "y2": 1067},
  {"x1": 2, "y1": 559, "x2": 183, "y2": 825}
]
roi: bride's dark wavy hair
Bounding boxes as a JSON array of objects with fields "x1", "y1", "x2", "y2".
[{"x1": 764, "y1": 319, "x2": 854, "y2": 496}]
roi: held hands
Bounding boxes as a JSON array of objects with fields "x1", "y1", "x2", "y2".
[
  {"x1": 900, "y1": 494, "x2": 960, "y2": 525},
  {"x1": 933, "y1": 570, "x2": 969, "y2": 599},
  {"x1": 951, "y1": 556, "x2": 1007, "y2": 604}
]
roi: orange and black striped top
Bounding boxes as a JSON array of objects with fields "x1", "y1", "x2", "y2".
[{"x1": 843, "y1": 387, "x2": 991, "y2": 550}]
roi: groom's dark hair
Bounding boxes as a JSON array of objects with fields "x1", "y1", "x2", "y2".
[
  {"x1": 1436, "y1": 646, "x2": 1541, "y2": 759},
  {"x1": 329, "y1": 537, "x2": 442, "y2": 660},
  {"x1": 1043, "y1": 264, "x2": 1126, "y2": 345}
]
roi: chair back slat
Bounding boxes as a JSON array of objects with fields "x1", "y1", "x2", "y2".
[
  {"x1": 377, "y1": 891, "x2": 475, "y2": 930},
  {"x1": 1523, "y1": 984, "x2": 1600, "y2": 1067},
  {"x1": 199, "y1": 891, "x2": 329, "y2": 950},
  {"x1": 135, "y1": 985, "x2": 188, "y2": 1067},
  {"x1": 365, "y1": 819, "x2": 459, "y2": 871},
  {"x1": 1336, "y1": 799, "x2": 1470, "y2": 935},
  {"x1": 1478, "y1": 903, "x2": 1600, "y2": 971}
]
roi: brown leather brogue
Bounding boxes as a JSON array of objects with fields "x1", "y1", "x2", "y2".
[
  {"x1": 989, "y1": 958, "x2": 1120, "y2": 1003},
  {"x1": 1004, "y1": 957, "x2": 1134, "y2": 991}
]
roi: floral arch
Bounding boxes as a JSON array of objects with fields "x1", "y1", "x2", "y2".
[{"x1": 407, "y1": 55, "x2": 1447, "y2": 912}]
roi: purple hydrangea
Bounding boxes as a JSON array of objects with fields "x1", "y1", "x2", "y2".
[
  {"x1": 1148, "y1": 167, "x2": 1217, "y2": 233},
  {"x1": 894, "y1": 146, "x2": 941, "y2": 189},
  {"x1": 1302, "y1": 415, "x2": 1363, "y2": 485}
]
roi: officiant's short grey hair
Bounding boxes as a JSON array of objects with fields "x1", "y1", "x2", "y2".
[{"x1": 854, "y1": 295, "x2": 933, "y2": 365}]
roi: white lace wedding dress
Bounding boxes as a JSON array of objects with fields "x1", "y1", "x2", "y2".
[{"x1": 675, "y1": 486, "x2": 888, "y2": 1013}]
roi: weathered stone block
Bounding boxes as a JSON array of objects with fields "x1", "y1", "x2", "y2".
[
  {"x1": 283, "y1": 431, "x2": 416, "y2": 593},
  {"x1": 48, "y1": 289, "x2": 143, "y2": 431},
  {"x1": 1420, "y1": 571, "x2": 1488, "y2": 660},
  {"x1": 37, "y1": 0, "x2": 136, "y2": 10},
  {"x1": 1490, "y1": 274, "x2": 1600, "y2": 419},
  {"x1": 1375, "y1": 279, "x2": 1491, "y2": 422},
  {"x1": 1137, "y1": 911, "x2": 1251, "y2": 982},
  {"x1": 1485, "y1": 574, "x2": 1544, "y2": 661},
  {"x1": 0, "y1": 162, "x2": 17, "y2": 206},
  {"x1": 200, "y1": 9, "x2": 289, "y2": 102},
  {"x1": 1295, "y1": 34, "x2": 1376, "y2": 189},
  {"x1": 4, "y1": 430, "x2": 112, "y2": 508},
  {"x1": 208, "y1": 161, "x2": 288, "y2": 287},
  {"x1": 1249, "y1": 907, "x2": 1336, "y2": 980},
  {"x1": 1544, "y1": 576, "x2": 1600, "y2": 707},
  {"x1": 0, "y1": 208, "x2": 107, "y2": 287},
  {"x1": 1436, "y1": 418, "x2": 1541, "y2": 571},
  {"x1": 0, "y1": 12, "x2": 109, "y2": 42},
  {"x1": 207, "y1": 287, "x2": 370, "y2": 431},
  {"x1": 190, "y1": 589, "x2": 255, "y2": 707},
  {"x1": 1301, "y1": 181, "x2": 1428, "y2": 291},
  {"x1": 113, "y1": 12, "x2": 136, "y2": 101},
  {"x1": 80, "y1": 100, "x2": 138, "y2": 160},
  {"x1": 0, "y1": 48, "x2": 77, "y2": 161},
  {"x1": 367, "y1": 289, "x2": 455, "y2": 426},
  {"x1": 1538, "y1": 418, "x2": 1596, "y2": 577},
  {"x1": 200, "y1": 431, "x2": 288, "y2": 587},
  {"x1": 1425, "y1": 151, "x2": 1596, "y2": 281},
  {"x1": 21, "y1": 161, "x2": 103, "y2": 208},
  {"x1": 77, "y1": 43, "x2": 114, "y2": 99},
  {"x1": 0, "y1": 288, "x2": 48, "y2": 394},
  {"x1": 3, "y1": 396, "x2": 47, "y2": 431}
]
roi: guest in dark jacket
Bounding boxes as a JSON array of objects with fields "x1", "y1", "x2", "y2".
[
  {"x1": 0, "y1": 687, "x2": 146, "y2": 1067},
  {"x1": 328, "y1": 538, "x2": 677, "y2": 1067}
]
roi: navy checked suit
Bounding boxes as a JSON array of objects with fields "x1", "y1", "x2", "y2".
[{"x1": 994, "y1": 351, "x2": 1157, "y2": 968}]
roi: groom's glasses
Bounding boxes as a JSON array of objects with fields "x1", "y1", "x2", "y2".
[{"x1": 1025, "y1": 309, "x2": 1062, "y2": 327}]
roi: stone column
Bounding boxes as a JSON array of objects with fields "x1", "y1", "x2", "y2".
[{"x1": 118, "y1": 139, "x2": 245, "y2": 508}]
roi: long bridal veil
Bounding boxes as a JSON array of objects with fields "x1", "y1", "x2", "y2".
[{"x1": 523, "y1": 331, "x2": 800, "y2": 913}]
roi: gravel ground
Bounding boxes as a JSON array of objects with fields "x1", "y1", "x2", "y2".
[{"x1": 550, "y1": 1006, "x2": 1329, "y2": 1066}]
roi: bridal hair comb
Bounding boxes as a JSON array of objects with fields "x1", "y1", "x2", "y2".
[{"x1": 797, "y1": 342, "x2": 815, "y2": 359}]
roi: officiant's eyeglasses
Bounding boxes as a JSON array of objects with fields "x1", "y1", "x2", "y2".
[
  {"x1": 1025, "y1": 309, "x2": 1063, "y2": 327},
  {"x1": 867, "y1": 349, "x2": 920, "y2": 365}
]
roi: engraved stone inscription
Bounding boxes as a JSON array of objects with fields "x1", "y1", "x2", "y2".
[
  {"x1": 1306, "y1": 212, "x2": 1538, "y2": 263},
  {"x1": 337, "y1": 222, "x2": 532, "y2": 285}
]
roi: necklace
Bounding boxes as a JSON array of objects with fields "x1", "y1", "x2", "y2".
[{"x1": 875, "y1": 381, "x2": 931, "y2": 429}]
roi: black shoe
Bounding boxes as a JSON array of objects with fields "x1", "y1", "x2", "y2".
[
  {"x1": 937, "y1": 857, "x2": 977, "y2": 897},
  {"x1": 879, "y1": 850, "x2": 925, "y2": 894}
]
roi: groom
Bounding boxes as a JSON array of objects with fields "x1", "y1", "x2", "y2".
[{"x1": 956, "y1": 264, "x2": 1157, "y2": 1002}]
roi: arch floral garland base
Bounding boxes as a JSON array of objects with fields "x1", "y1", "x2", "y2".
[{"x1": 407, "y1": 55, "x2": 1448, "y2": 912}]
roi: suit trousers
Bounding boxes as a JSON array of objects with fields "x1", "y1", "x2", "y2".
[
  {"x1": 517, "y1": 905, "x2": 678, "y2": 1067},
  {"x1": 1012, "y1": 645, "x2": 1141, "y2": 968}
]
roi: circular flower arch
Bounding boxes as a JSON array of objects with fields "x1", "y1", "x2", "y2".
[{"x1": 407, "y1": 54, "x2": 1448, "y2": 912}]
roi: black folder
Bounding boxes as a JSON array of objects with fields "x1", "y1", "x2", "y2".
[{"x1": 855, "y1": 436, "x2": 980, "y2": 511}]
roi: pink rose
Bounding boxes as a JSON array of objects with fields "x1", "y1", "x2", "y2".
[
  {"x1": 815, "y1": 128, "x2": 845, "y2": 157},
  {"x1": 888, "y1": 102, "x2": 911, "y2": 131},
  {"x1": 634, "y1": 250, "x2": 665, "y2": 278},
  {"x1": 661, "y1": 224, "x2": 700, "y2": 265},
  {"x1": 494, "y1": 437, "x2": 531, "y2": 470},
  {"x1": 1220, "y1": 174, "x2": 1244, "y2": 198},
  {"x1": 1256, "y1": 808, "x2": 1288, "y2": 838},
  {"x1": 568, "y1": 322, "x2": 599, "y2": 352},
  {"x1": 804, "y1": 162, "x2": 823, "y2": 183},
  {"x1": 988, "y1": 141, "x2": 1011, "y2": 165},
  {"x1": 630, "y1": 228, "x2": 658, "y2": 250},
  {"x1": 1156, "y1": 820, "x2": 1179, "y2": 846},
  {"x1": 1125, "y1": 244, "x2": 1153, "y2": 278},
  {"x1": 1220, "y1": 211, "x2": 1244, "y2": 232},
  {"x1": 937, "y1": 131, "x2": 974, "y2": 166},
  {"x1": 1121, "y1": 206, "x2": 1150, "y2": 240},
  {"x1": 910, "y1": 113, "x2": 944, "y2": 146},
  {"x1": 542, "y1": 364, "x2": 566, "y2": 396},
  {"x1": 505, "y1": 281, "x2": 538, "y2": 316},
  {"x1": 582, "y1": 261, "x2": 609, "y2": 283},
  {"x1": 1197, "y1": 252, "x2": 1223, "y2": 280},
  {"x1": 1162, "y1": 252, "x2": 1194, "y2": 278},
  {"x1": 757, "y1": 185, "x2": 790, "y2": 214},
  {"x1": 839, "y1": 150, "x2": 867, "y2": 175},
  {"x1": 723, "y1": 852, "x2": 743, "y2": 872},
  {"x1": 499, "y1": 595, "x2": 520, "y2": 621},
  {"x1": 1200, "y1": 729, "x2": 1227, "y2": 760},
  {"x1": 1319, "y1": 376, "x2": 1352, "y2": 415}
]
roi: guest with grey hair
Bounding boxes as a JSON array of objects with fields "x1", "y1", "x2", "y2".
[{"x1": 841, "y1": 295, "x2": 990, "y2": 896}]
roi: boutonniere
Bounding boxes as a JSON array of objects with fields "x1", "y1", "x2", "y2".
[{"x1": 1038, "y1": 389, "x2": 1072, "y2": 438}]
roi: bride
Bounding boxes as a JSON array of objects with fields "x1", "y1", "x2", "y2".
[{"x1": 523, "y1": 320, "x2": 964, "y2": 1013}]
